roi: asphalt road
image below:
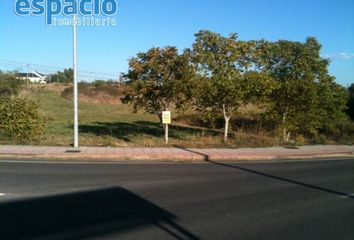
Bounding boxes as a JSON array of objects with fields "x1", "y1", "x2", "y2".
[{"x1": 0, "y1": 159, "x2": 353, "y2": 240}]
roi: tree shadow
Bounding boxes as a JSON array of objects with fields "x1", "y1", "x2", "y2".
[
  {"x1": 0, "y1": 187, "x2": 200, "y2": 240},
  {"x1": 178, "y1": 113, "x2": 276, "y2": 133},
  {"x1": 79, "y1": 121, "x2": 163, "y2": 142},
  {"x1": 175, "y1": 147, "x2": 354, "y2": 200},
  {"x1": 79, "y1": 121, "x2": 217, "y2": 142}
]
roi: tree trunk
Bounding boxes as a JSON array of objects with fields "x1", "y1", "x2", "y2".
[
  {"x1": 286, "y1": 132, "x2": 291, "y2": 143},
  {"x1": 223, "y1": 104, "x2": 231, "y2": 143},
  {"x1": 282, "y1": 111, "x2": 289, "y2": 143}
]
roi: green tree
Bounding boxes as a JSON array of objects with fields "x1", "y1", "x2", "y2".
[
  {"x1": 190, "y1": 30, "x2": 270, "y2": 142},
  {"x1": 121, "y1": 47, "x2": 194, "y2": 120},
  {"x1": 259, "y1": 37, "x2": 347, "y2": 141}
]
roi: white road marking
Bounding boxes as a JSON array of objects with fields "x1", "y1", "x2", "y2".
[{"x1": 340, "y1": 193, "x2": 354, "y2": 199}]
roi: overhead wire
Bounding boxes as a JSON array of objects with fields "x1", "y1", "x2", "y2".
[{"x1": 0, "y1": 59, "x2": 120, "y2": 81}]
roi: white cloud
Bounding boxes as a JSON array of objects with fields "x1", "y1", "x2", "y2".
[
  {"x1": 322, "y1": 52, "x2": 354, "y2": 60},
  {"x1": 339, "y1": 52, "x2": 354, "y2": 59}
]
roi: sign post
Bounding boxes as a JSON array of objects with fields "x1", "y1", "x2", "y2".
[{"x1": 162, "y1": 111, "x2": 171, "y2": 144}]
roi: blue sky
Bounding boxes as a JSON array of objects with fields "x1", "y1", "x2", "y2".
[{"x1": 1, "y1": 0, "x2": 353, "y2": 85}]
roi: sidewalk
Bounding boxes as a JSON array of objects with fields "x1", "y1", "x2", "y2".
[{"x1": 0, "y1": 145, "x2": 353, "y2": 162}]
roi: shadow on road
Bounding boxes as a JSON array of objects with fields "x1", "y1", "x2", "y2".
[
  {"x1": 175, "y1": 146, "x2": 354, "y2": 200},
  {"x1": 0, "y1": 187, "x2": 200, "y2": 240}
]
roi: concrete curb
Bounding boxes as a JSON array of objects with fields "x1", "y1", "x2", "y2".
[{"x1": 0, "y1": 152, "x2": 353, "y2": 162}]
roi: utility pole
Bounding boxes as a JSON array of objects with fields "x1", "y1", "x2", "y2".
[
  {"x1": 72, "y1": 14, "x2": 80, "y2": 151},
  {"x1": 26, "y1": 64, "x2": 29, "y2": 85}
]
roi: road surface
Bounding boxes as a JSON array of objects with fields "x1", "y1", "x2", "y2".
[{"x1": 0, "y1": 159, "x2": 353, "y2": 239}]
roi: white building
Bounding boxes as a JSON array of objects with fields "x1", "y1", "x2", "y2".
[{"x1": 17, "y1": 71, "x2": 47, "y2": 84}]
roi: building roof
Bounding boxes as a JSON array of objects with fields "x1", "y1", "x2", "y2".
[{"x1": 17, "y1": 72, "x2": 46, "y2": 78}]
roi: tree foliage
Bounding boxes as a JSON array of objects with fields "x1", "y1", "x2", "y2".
[{"x1": 121, "y1": 47, "x2": 194, "y2": 120}]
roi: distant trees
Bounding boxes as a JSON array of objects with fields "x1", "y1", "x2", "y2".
[
  {"x1": 50, "y1": 68, "x2": 73, "y2": 83},
  {"x1": 122, "y1": 30, "x2": 351, "y2": 143}
]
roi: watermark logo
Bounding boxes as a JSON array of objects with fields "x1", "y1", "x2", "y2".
[{"x1": 14, "y1": 0, "x2": 118, "y2": 26}]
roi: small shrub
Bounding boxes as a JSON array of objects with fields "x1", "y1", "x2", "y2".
[
  {"x1": 312, "y1": 134, "x2": 327, "y2": 145},
  {"x1": 330, "y1": 119, "x2": 354, "y2": 144},
  {"x1": 295, "y1": 135, "x2": 306, "y2": 146},
  {"x1": 94, "y1": 80, "x2": 105, "y2": 88},
  {"x1": 233, "y1": 132, "x2": 279, "y2": 148},
  {"x1": 0, "y1": 97, "x2": 45, "y2": 142}
]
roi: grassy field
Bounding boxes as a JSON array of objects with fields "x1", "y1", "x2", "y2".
[{"x1": 9, "y1": 84, "x2": 279, "y2": 148}]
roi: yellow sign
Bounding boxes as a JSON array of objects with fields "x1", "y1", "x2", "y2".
[{"x1": 162, "y1": 111, "x2": 171, "y2": 124}]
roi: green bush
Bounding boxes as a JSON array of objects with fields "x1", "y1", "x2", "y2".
[
  {"x1": 0, "y1": 71, "x2": 22, "y2": 97},
  {"x1": 0, "y1": 97, "x2": 45, "y2": 142}
]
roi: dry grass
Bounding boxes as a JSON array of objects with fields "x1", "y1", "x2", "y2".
[
  {"x1": 20, "y1": 83, "x2": 69, "y2": 96},
  {"x1": 60, "y1": 83, "x2": 125, "y2": 104},
  {"x1": 77, "y1": 92, "x2": 122, "y2": 105}
]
